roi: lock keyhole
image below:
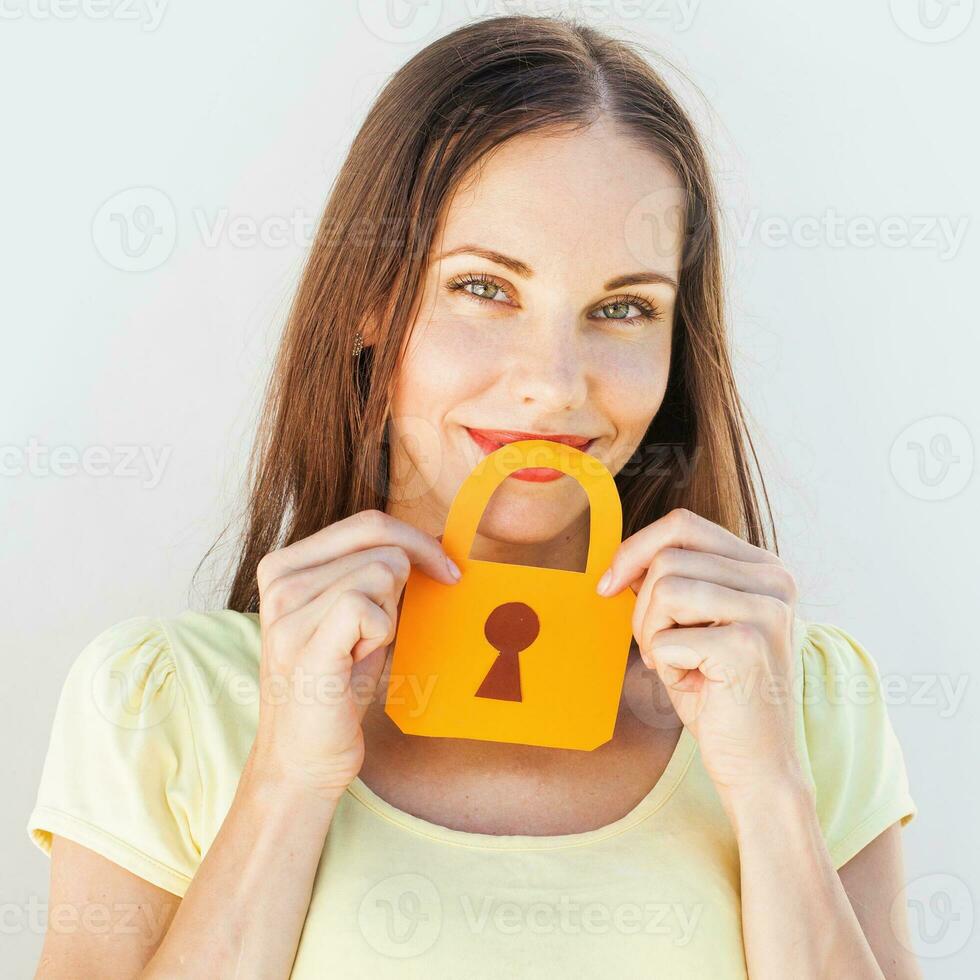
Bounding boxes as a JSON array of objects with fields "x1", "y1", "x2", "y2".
[{"x1": 475, "y1": 602, "x2": 540, "y2": 703}]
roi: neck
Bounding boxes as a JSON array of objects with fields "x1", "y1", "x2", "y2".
[{"x1": 465, "y1": 507, "x2": 591, "y2": 572}]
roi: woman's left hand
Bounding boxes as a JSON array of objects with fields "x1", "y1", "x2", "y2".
[{"x1": 597, "y1": 507, "x2": 807, "y2": 812}]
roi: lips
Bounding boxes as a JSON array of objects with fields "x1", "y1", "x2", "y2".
[
  {"x1": 464, "y1": 428, "x2": 597, "y2": 483},
  {"x1": 465, "y1": 428, "x2": 594, "y2": 451}
]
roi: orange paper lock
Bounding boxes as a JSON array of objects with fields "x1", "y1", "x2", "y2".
[{"x1": 384, "y1": 439, "x2": 636, "y2": 751}]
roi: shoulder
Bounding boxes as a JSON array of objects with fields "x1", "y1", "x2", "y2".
[
  {"x1": 62, "y1": 609, "x2": 261, "y2": 732},
  {"x1": 799, "y1": 618, "x2": 885, "y2": 695},
  {"x1": 102, "y1": 609, "x2": 263, "y2": 772},
  {"x1": 793, "y1": 616, "x2": 917, "y2": 868},
  {"x1": 29, "y1": 610, "x2": 263, "y2": 893},
  {"x1": 156, "y1": 608, "x2": 262, "y2": 699},
  {"x1": 48, "y1": 609, "x2": 263, "y2": 808},
  {"x1": 65, "y1": 608, "x2": 260, "y2": 671},
  {"x1": 796, "y1": 618, "x2": 900, "y2": 758}
]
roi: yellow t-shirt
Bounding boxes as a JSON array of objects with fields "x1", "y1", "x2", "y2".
[{"x1": 28, "y1": 610, "x2": 916, "y2": 978}]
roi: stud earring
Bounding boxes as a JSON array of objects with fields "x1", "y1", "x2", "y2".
[{"x1": 352, "y1": 331, "x2": 364, "y2": 357}]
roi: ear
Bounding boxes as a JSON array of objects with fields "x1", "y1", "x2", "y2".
[{"x1": 358, "y1": 319, "x2": 379, "y2": 349}]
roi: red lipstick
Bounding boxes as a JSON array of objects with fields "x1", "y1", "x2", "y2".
[{"x1": 465, "y1": 428, "x2": 596, "y2": 482}]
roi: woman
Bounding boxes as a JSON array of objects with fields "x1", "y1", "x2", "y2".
[{"x1": 29, "y1": 14, "x2": 919, "y2": 978}]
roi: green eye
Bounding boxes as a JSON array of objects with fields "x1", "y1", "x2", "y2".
[
  {"x1": 592, "y1": 293, "x2": 664, "y2": 323},
  {"x1": 446, "y1": 274, "x2": 665, "y2": 325},
  {"x1": 469, "y1": 281, "x2": 502, "y2": 300},
  {"x1": 601, "y1": 302, "x2": 632, "y2": 320},
  {"x1": 447, "y1": 273, "x2": 511, "y2": 305}
]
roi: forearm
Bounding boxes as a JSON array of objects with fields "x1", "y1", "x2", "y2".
[
  {"x1": 725, "y1": 773, "x2": 885, "y2": 980},
  {"x1": 141, "y1": 754, "x2": 338, "y2": 980}
]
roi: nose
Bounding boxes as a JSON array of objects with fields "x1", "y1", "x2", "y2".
[{"x1": 506, "y1": 317, "x2": 590, "y2": 413}]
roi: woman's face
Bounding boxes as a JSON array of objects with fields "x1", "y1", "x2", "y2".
[{"x1": 385, "y1": 117, "x2": 686, "y2": 558}]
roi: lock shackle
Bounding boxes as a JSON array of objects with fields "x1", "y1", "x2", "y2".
[{"x1": 441, "y1": 439, "x2": 623, "y2": 580}]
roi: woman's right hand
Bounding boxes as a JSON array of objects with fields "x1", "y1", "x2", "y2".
[{"x1": 244, "y1": 509, "x2": 461, "y2": 803}]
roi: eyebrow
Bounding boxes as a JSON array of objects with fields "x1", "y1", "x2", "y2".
[{"x1": 434, "y1": 244, "x2": 679, "y2": 292}]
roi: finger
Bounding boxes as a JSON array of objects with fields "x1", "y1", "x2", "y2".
[
  {"x1": 636, "y1": 575, "x2": 785, "y2": 660},
  {"x1": 258, "y1": 509, "x2": 459, "y2": 590},
  {"x1": 264, "y1": 561, "x2": 402, "y2": 673},
  {"x1": 644, "y1": 623, "x2": 765, "y2": 689},
  {"x1": 349, "y1": 644, "x2": 390, "y2": 721},
  {"x1": 300, "y1": 561, "x2": 402, "y2": 653},
  {"x1": 260, "y1": 546, "x2": 411, "y2": 624},
  {"x1": 351, "y1": 587, "x2": 406, "y2": 659},
  {"x1": 262, "y1": 593, "x2": 393, "y2": 715},
  {"x1": 632, "y1": 548, "x2": 796, "y2": 639},
  {"x1": 598, "y1": 508, "x2": 780, "y2": 598},
  {"x1": 308, "y1": 590, "x2": 394, "y2": 671}
]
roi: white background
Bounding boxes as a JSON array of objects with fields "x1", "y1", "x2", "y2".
[{"x1": 2, "y1": 1, "x2": 977, "y2": 974}]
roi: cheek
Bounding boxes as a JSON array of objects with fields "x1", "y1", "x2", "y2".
[
  {"x1": 597, "y1": 334, "x2": 672, "y2": 427},
  {"x1": 392, "y1": 314, "x2": 494, "y2": 422},
  {"x1": 388, "y1": 315, "x2": 499, "y2": 505}
]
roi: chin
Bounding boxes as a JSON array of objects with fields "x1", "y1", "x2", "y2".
[{"x1": 470, "y1": 490, "x2": 588, "y2": 541}]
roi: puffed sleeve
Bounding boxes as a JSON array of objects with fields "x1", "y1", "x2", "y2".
[
  {"x1": 800, "y1": 620, "x2": 917, "y2": 869},
  {"x1": 27, "y1": 616, "x2": 202, "y2": 896}
]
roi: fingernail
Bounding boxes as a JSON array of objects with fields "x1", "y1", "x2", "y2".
[
  {"x1": 446, "y1": 558, "x2": 462, "y2": 581},
  {"x1": 596, "y1": 569, "x2": 612, "y2": 596}
]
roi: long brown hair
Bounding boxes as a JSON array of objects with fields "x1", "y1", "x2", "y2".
[{"x1": 217, "y1": 13, "x2": 777, "y2": 613}]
